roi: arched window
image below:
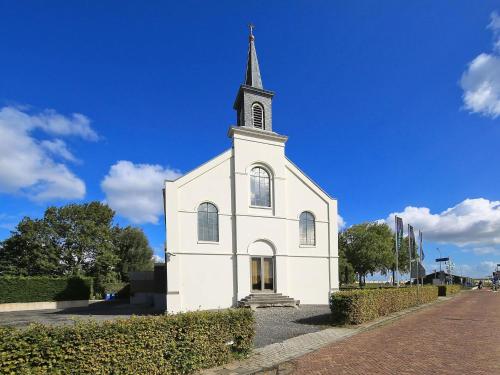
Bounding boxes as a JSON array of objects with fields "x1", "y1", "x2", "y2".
[
  {"x1": 299, "y1": 211, "x2": 315, "y2": 245},
  {"x1": 198, "y1": 202, "x2": 219, "y2": 242},
  {"x1": 250, "y1": 167, "x2": 271, "y2": 207},
  {"x1": 252, "y1": 103, "x2": 264, "y2": 129}
]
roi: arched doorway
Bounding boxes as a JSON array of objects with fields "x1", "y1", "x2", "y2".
[{"x1": 248, "y1": 240, "x2": 275, "y2": 292}]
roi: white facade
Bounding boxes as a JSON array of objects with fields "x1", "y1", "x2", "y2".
[
  {"x1": 163, "y1": 126, "x2": 339, "y2": 312},
  {"x1": 162, "y1": 31, "x2": 339, "y2": 313}
]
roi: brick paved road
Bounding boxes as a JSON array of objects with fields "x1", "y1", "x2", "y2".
[{"x1": 289, "y1": 290, "x2": 500, "y2": 375}]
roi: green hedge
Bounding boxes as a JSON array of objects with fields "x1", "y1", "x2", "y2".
[
  {"x1": 330, "y1": 286, "x2": 438, "y2": 325},
  {"x1": 0, "y1": 309, "x2": 254, "y2": 375},
  {"x1": 0, "y1": 276, "x2": 93, "y2": 304},
  {"x1": 437, "y1": 284, "x2": 462, "y2": 296}
]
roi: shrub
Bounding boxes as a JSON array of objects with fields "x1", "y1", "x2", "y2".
[
  {"x1": 330, "y1": 286, "x2": 438, "y2": 325},
  {"x1": 437, "y1": 284, "x2": 462, "y2": 296},
  {"x1": 0, "y1": 308, "x2": 254, "y2": 374},
  {"x1": 0, "y1": 276, "x2": 93, "y2": 304}
]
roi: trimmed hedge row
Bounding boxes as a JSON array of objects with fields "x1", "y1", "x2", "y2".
[
  {"x1": 0, "y1": 276, "x2": 93, "y2": 304},
  {"x1": 437, "y1": 284, "x2": 462, "y2": 296},
  {"x1": 0, "y1": 308, "x2": 254, "y2": 375},
  {"x1": 330, "y1": 286, "x2": 438, "y2": 325}
]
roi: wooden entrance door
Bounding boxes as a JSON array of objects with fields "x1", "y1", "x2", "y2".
[{"x1": 251, "y1": 257, "x2": 274, "y2": 292}]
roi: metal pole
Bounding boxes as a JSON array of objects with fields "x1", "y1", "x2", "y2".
[
  {"x1": 395, "y1": 216, "x2": 399, "y2": 287},
  {"x1": 420, "y1": 231, "x2": 423, "y2": 286},
  {"x1": 408, "y1": 224, "x2": 412, "y2": 287},
  {"x1": 450, "y1": 258, "x2": 453, "y2": 285}
]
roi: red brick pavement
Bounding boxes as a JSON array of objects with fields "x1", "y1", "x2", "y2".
[{"x1": 290, "y1": 290, "x2": 500, "y2": 375}]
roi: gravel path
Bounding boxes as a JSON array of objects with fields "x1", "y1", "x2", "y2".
[
  {"x1": 1, "y1": 302, "x2": 333, "y2": 349},
  {"x1": 253, "y1": 305, "x2": 332, "y2": 348}
]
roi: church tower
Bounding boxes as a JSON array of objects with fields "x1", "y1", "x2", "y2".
[
  {"x1": 163, "y1": 25, "x2": 338, "y2": 313},
  {"x1": 234, "y1": 25, "x2": 275, "y2": 132}
]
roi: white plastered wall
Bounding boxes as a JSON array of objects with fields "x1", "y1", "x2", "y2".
[{"x1": 164, "y1": 128, "x2": 339, "y2": 311}]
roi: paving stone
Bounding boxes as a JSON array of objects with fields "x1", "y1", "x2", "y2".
[
  {"x1": 289, "y1": 290, "x2": 500, "y2": 374},
  {"x1": 204, "y1": 293, "x2": 489, "y2": 374}
]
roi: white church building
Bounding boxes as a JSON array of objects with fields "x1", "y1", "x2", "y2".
[{"x1": 163, "y1": 30, "x2": 339, "y2": 312}]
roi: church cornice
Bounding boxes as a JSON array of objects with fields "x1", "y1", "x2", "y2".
[
  {"x1": 233, "y1": 84, "x2": 274, "y2": 109},
  {"x1": 227, "y1": 126, "x2": 288, "y2": 143}
]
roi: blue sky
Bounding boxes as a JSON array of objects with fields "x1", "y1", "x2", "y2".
[{"x1": 1, "y1": 1, "x2": 500, "y2": 278}]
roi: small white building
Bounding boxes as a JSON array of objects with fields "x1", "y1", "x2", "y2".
[{"x1": 163, "y1": 30, "x2": 339, "y2": 312}]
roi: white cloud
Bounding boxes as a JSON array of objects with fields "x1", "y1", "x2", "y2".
[
  {"x1": 385, "y1": 198, "x2": 500, "y2": 247},
  {"x1": 152, "y1": 254, "x2": 164, "y2": 263},
  {"x1": 489, "y1": 11, "x2": 500, "y2": 52},
  {"x1": 466, "y1": 246, "x2": 500, "y2": 256},
  {"x1": 41, "y1": 139, "x2": 79, "y2": 163},
  {"x1": 337, "y1": 214, "x2": 346, "y2": 230},
  {"x1": 101, "y1": 161, "x2": 182, "y2": 224},
  {"x1": 458, "y1": 261, "x2": 498, "y2": 278},
  {"x1": 460, "y1": 11, "x2": 500, "y2": 118},
  {"x1": 0, "y1": 106, "x2": 96, "y2": 201}
]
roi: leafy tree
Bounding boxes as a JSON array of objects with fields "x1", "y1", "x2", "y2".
[
  {"x1": 43, "y1": 202, "x2": 118, "y2": 285},
  {"x1": 113, "y1": 226, "x2": 154, "y2": 281},
  {"x1": 0, "y1": 202, "x2": 156, "y2": 293},
  {"x1": 0, "y1": 218, "x2": 61, "y2": 276},
  {"x1": 340, "y1": 222, "x2": 394, "y2": 286},
  {"x1": 338, "y1": 234, "x2": 355, "y2": 285}
]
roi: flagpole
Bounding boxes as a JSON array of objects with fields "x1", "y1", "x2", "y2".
[
  {"x1": 408, "y1": 224, "x2": 412, "y2": 287},
  {"x1": 420, "y1": 231, "x2": 424, "y2": 286},
  {"x1": 395, "y1": 216, "x2": 399, "y2": 287}
]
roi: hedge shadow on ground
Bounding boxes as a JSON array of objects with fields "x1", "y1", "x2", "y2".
[{"x1": 293, "y1": 312, "x2": 339, "y2": 327}]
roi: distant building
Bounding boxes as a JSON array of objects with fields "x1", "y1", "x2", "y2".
[
  {"x1": 423, "y1": 271, "x2": 472, "y2": 286},
  {"x1": 161, "y1": 29, "x2": 339, "y2": 312}
]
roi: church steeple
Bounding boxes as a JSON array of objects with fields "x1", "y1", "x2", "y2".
[
  {"x1": 233, "y1": 25, "x2": 275, "y2": 132},
  {"x1": 244, "y1": 24, "x2": 263, "y2": 89}
]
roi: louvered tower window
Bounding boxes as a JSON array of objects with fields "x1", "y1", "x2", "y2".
[{"x1": 252, "y1": 103, "x2": 264, "y2": 129}]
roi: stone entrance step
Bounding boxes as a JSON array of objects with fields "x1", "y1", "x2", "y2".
[{"x1": 238, "y1": 293, "x2": 300, "y2": 310}]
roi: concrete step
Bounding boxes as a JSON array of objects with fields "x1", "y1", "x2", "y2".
[
  {"x1": 243, "y1": 299, "x2": 296, "y2": 304},
  {"x1": 243, "y1": 296, "x2": 293, "y2": 301},
  {"x1": 238, "y1": 293, "x2": 300, "y2": 310}
]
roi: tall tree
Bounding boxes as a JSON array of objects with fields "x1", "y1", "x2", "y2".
[
  {"x1": 0, "y1": 202, "x2": 122, "y2": 290},
  {"x1": 340, "y1": 222, "x2": 394, "y2": 286},
  {"x1": 113, "y1": 226, "x2": 154, "y2": 281},
  {"x1": 0, "y1": 217, "x2": 61, "y2": 276},
  {"x1": 338, "y1": 233, "x2": 356, "y2": 285},
  {"x1": 43, "y1": 202, "x2": 118, "y2": 283}
]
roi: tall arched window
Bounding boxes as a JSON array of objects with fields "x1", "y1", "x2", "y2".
[
  {"x1": 252, "y1": 103, "x2": 264, "y2": 129},
  {"x1": 250, "y1": 167, "x2": 271, "y2": 207},
  {"x1": 299, "y1": 211, "x2": 315, "y2": 245},
  {"x1": 198, "y1": 202, "x2": 219, "y2": 242}
]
